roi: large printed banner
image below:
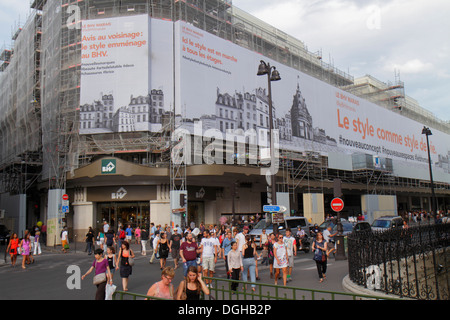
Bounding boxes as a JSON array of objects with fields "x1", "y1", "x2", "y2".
[
  {"x1": 80, "y1": 15, "x2": 150, "y2": 133},
  {"x1": 79, "y1": 15, "x2": 450, "y2": 183},
  {"x1": 172, "y1": 20, "x2": 449, "y2": 182}
]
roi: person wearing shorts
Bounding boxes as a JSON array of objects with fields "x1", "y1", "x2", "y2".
[
  {"x1": 283, "y1": 229, "x2": 297, "y2": 282},
  {"x1": 125, "y1": 225, "x2": 133, "y2": 242},
  {"x1": 169, "y1": 228, "x2": 182, "y2": 269},
  {"x1": 199, "y1": 230, "x2": 218, "y2": 287},
  {"x1": 180, "y1": 233, "x2": 199, "y2": 277}
]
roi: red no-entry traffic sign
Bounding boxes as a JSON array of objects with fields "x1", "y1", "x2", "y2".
[
  {"x1": 331, "y1": 197, "x2": 344, "y2": 212},
  {"x1": 62, "y1": 194, "x2": 69, "y2": 201}
]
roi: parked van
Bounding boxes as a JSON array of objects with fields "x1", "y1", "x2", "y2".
[
  {"x1": 249, "y1": 216, "x2": 311, "y2": 245},
  {"x1": 371, "y1": 216, "x2": 403, "y2": 232}
]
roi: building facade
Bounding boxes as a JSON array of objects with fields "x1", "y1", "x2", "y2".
[{"x1": 0, "y1": 0, "x2": 449, "y2": 243}]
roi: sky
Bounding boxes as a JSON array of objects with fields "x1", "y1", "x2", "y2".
[
  {"x1": 232, "y1": 0, "x2": 450, "y2": 122},
  {"x1": 1, "y1": 0, "x2": 449, "y2": 122}
]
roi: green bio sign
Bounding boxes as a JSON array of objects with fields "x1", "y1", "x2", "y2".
[{"x1": 101, "y1": 159, "x2": 116, "y2": 174}]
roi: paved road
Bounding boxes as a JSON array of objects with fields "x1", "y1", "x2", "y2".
[{"x1": 0, "y1": 243, "x2": 349, "y2": 300}]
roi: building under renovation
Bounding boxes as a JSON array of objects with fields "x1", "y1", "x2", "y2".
[{"x1": 0, "y1": 0, "x2": 449, "y2": 244}]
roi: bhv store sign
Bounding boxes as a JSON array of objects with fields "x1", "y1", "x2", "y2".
[{"x1": 101, "y1": 159, "x2": 116, "y2": 174}]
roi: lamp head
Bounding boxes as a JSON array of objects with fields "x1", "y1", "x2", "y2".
[
  {"x1": 270, "y1": 68, "x2": 281, "y2": 81},
  {"x1": 257, "y1": 60, "x2": 269, "y2": 76},
  {"x1": 422, "y1": 126, "x2": 432, "y2": 136}
]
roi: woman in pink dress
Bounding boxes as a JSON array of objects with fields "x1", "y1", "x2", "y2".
[
  {"x1": 20, "y1": 233, "x2": 33, "y2": 269},
  {"x1": 134, "y1": 226, "x2": 141, "y2": 244}
]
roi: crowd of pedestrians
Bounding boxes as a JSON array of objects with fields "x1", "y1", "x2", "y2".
[
  {"x1": 6, "y1": 226, "x2": 43, "y2": 269},
  {"x1": 5, "y1": 208, "x2": 449, "y2": 300},
  {"x1": 79, "y1": 219, "x2": 345, "y2": 300}
]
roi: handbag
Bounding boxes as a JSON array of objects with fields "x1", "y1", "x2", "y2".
[
  {"x1": 93, "y1": 272, "x2": 107, "y2": 285},
  {"x1": 126, "y1": 249, "x2": 134, "y2": 266},
  {"x1": 179, "y1": 280, "x2": 187, "y2": 300},
  {"x1": 128, "y1": 255, "x2": 135, "y2": 266},
  {"x1": 313, "y1": 241, "x2": 326, "y2": 262}
]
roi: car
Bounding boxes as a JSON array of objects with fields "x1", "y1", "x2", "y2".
[
  {"x1": 329, "y1": 221, "x2": 354, "y2": 236},
  {"x1": 316, "y1": 218, "x2": 348, "y2": 233},
  {"x1": 249, "y1": 216, "x2": 311, "y2": 245},
  {"x1": 0, "y1": 224, "x2": 11, "y2": 244},
  {"x1": 371, "y1": 216, "x2": 403, "y2": 232},
  {"x1": 352, "y1": 221, "x2": 372, "y2": 233}
]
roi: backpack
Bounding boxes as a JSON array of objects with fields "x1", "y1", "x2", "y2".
[{"x1": 119, "y1": 230, "x2": 126, "y2": 239}]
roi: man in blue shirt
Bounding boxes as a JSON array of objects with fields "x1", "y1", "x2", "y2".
[
  {"x1": 221, "y1": 230, "x2": 235, "y2": 279},
  {"x1": 150, "y1": 223, "x2": 156, "y2": 241},
  {"x1": 125, "y1": 225, "x2": 133, "y2": 242}
]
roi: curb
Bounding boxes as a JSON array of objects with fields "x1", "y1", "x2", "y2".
[{"x1": 341, "y1": 275, "x2": 413, "y2": 300}]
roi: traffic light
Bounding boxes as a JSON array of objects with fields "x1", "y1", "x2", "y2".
[
  {"x1": 233, "y1": 180, "x2": 239, "y2": 197},
  {"x1": 180, "y1": 193, "x2": 186, "y2": 207}
]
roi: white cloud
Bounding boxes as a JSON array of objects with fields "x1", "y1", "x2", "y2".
[
  {"x1": 233, "y1": 0, "x2": 450, "y2": 121},
  {"x1": 384, "y1": 59, "x2": 433, "y2": 75}
]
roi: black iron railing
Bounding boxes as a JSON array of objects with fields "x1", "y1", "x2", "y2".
[{"x1": 348, "y1": 223, "x2": 450, "y2": 300}]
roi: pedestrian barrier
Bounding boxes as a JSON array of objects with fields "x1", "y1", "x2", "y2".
[
  {"x1": 204, "y1": 277, "x2": 399, "y2": 300},
  {"x1": 111, "y1": 277, "x2": 399, "y2": 300},
  {"x1": 112, "y1": 291, "x2": 171, "y2": 300}
]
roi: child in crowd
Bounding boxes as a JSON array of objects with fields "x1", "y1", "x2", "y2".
[{"x1": 261, "y1": 243, "x2": 269, "y2": 266}]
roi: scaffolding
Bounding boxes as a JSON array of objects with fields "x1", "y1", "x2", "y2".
[
  {"x1": 37, "y1": 0, "x2": 357, "y2": 187},
  {"x1": 0, "y1": 7, "x2": 43, "y2": 195},
  {"x1": 343, "y1": 73, "x2": 449, "y2": 134},
  {"x1": 0, "y1": 0, "x2": 448, "y2": 202}
]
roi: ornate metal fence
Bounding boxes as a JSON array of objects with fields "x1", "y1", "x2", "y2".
[{"x1": 348, "y1": 223, "x2": 450, "y2": 300}]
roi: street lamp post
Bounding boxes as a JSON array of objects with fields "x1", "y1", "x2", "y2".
[
  {"x1": 422, "y1": 126, "x2": 438, "y2": 218},
  {"x1": 257, "y1": 60, "x2": 281, "y2": 234}
]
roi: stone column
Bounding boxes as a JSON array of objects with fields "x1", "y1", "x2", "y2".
[
  {"x1": 150, "y1": 184, "x2": 171, "y2": 227},
  {"x1": 72, "y1": 187, "x2": 94, "y2": 243},
  {"x1": 303, "y1": 193, "x2": 324, "y2": 225}
]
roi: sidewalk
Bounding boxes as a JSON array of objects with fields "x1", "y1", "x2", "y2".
[{"x1": 41, "y1": 241, "x2": 144, "y2": 255}]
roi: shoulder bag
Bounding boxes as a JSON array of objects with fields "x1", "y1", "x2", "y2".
[
  {"x1": 128, "y1": 250, "x2": 135, "y2": 266},
  {"x1": 313, "y1": 241, "x2": 327, "y2": 262},
  {"x1": 179, "y1": 280, "x2": 187, "y2": 300}
]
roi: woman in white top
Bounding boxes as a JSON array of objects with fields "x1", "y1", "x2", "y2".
[{"x1": 273, "y1": 233, "x2": 288, "y2": 286}]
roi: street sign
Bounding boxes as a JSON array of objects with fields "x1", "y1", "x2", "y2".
[
  {"x1": 272, "y1": 212, "x2": 285, "y2": 224},
  {"x1": 331, "y1": 197, "x2": 344, "y2": 212},
  {"x1": 62, "y1": 194, "x2": 69, "y2": 201},
  {"x1": 263, "y1": 205, "x2": 287, "y2": 213},
  {"x1": 263, "y1": 205, "x2": 279, "y2": 212},
  {"x1": 172, "y1": 208, "x2": 186, "y2": 214}
]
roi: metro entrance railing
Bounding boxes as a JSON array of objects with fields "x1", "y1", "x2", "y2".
[{"x1": 112, "y1": 277, "x2": 400, "y2": 300}]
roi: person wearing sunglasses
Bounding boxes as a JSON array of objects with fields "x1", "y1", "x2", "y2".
[
  {"x1": 273, "y1": 233, "x2": 288, "y2": 286},
  {"x1": 146, "y1": 266, "x2": 176, "y2": 300}
]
